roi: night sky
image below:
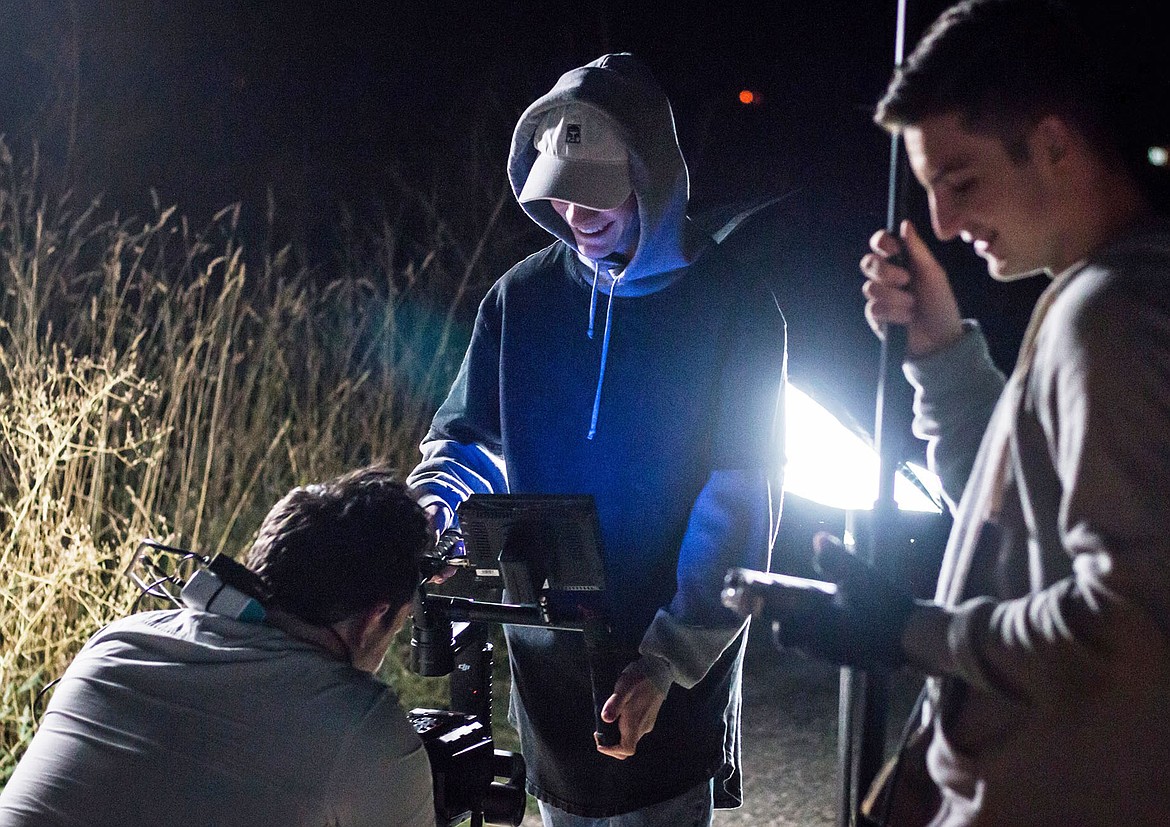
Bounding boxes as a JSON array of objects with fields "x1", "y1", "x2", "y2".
[{"x1": 3, "y1": 0, "x2": 1165, "y2": 445}]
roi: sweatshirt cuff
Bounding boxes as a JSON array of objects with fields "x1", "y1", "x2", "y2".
[
  {"x1": 632, "y1": 653, "x2": 675, "y2": 695},
  {"x1": 639, "y1": 608, "x2": 746, "y2": 690},
  {"x1": 413, "y1": 490, "x2": 453, "y2": 514},
  {"x1": 408, "y1": 481, "x2": 464, "y2": 518},
  {"x1": 946, "y1": 596, "x2": 999, "y2": 692},
  {"x1": 900, "y1": 600, "x2": 959, "y2": 676},
  {"x1": 903, "y1": 320, "x2": 989, "y2": 395}
]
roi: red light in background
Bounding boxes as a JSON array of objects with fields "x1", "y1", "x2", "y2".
[{"x1": 738, "y1": 90, "x2": 756, "y2": 105}]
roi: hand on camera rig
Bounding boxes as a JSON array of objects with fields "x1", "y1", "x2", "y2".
[{"x1": 723, "y1": 532, "x2": 920, "y2": 670}]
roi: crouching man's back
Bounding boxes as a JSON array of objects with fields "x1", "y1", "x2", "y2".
[{"x1": 0, "y1": 466, "x2": 437, "y2": 827}]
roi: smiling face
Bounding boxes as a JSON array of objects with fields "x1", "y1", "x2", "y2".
[
  {"x1": 905, "y1": 112, "x2": 1064, "y2": 280},
  {"x1": 550, "y1": 192, "x2": 639, "y2": 262}
]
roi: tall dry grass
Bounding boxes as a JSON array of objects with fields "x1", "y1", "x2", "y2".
[{"x1": 0, "y1": 145, "x2": 509, "y2": 781}]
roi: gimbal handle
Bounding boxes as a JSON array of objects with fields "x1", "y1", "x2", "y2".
[{"x1": 410, "y1": 587, "x2": 622, "y2": 749}]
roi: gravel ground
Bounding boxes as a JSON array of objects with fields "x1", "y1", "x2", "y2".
[
  {"x1": 715, "y1": 642, "x2": 921, "y2": 827},
  {"x1": 716, "y1": 647, "x2": 844, "y2": 827},
  {"x1": 516, "y1": 633, "x2": 923, "y2": 826}
]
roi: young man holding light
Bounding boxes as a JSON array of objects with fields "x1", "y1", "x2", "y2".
[{"x1": 765, "y1": 1, "x2": 1170, "y2": 824}]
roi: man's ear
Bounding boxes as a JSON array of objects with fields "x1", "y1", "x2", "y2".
[
  {"x1": 1030, "y1": 115, "x2": 1075, "y2": 170},
  {"x1": 340, "y1": 602, "x2": 400, "y2": 673},
  {"x1": 389, "y1": 601, "x2": 413, "y2": 635},
  {"x1": 355, "y1": 602, "x2": 395, "y2": 645}
]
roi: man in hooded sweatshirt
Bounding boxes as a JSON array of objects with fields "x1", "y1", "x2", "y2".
[{"x1": 407, "y1": 53, "x2": 786, "y2": 825}]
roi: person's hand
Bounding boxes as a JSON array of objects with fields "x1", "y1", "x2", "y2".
[
  {"x1": 595, "y1": 659, "x2": 667, "y2": 759},
  {"x1": 767, "y1": 533, "x2": 918, "y2": 669},
  {"x1": 423, "y1": 502, "x2": 453, "y2": 539},
  {"x1": 422, "y1": 503, "x2": 458, "y2": 585},
  {"x1": 860, "y1": 219, "x2": 964, "y2": 359}
]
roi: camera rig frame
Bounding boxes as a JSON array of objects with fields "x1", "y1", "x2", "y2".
[{"x1": 411, "y1": 493, "x2": 622, "y2": 826}]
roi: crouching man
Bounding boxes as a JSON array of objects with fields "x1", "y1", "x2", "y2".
[{"x1": 0, "y1": 465, "x2": 437, "y2": 827}]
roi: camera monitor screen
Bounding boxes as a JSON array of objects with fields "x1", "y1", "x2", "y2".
[{"x1": 456, "y1": 494, "x2": 605, "y2": 596}]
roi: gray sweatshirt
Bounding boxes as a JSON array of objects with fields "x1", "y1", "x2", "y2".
[
  {"x1": 905, "y1": 219, "x2": 1170, "y2": 826},
  {"x1": 0, "y1": 610, "x2": 435, "y2": 827}
]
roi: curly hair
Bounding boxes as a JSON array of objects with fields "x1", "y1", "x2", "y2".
[{"x1": 244, "y1": 464, "x2": 431, "y2": 626}]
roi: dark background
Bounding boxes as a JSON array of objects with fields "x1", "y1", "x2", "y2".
[{"x1": 2, "y1": 0, "x2": 1165, "y2": 444}]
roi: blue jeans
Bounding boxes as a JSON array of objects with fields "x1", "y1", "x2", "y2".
[{"x1": 536, "y1": 779, "x2": 714, "y2": 827}]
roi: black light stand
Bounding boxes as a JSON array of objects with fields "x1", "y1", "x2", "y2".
[{"x1": 838, "y1": 2, "x2": 912, "y2": 824}]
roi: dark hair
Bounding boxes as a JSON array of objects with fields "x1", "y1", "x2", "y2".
[
  {"x1": 244, "y1": 464, "x2": 430, "y2": 626},
  {"x1": 875, "y1": 0, "x2": 1114, "y2": 161}
]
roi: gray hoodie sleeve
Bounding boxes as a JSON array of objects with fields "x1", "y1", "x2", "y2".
[
  {"x1": 934, "y1": 262, "x2": 1170, "y2": 700},
  {"x1": 903, "y1": 321, "x2": 1006, "y2": 510},
  {"x1": 408, "y1": 439, "x2": 508, "y2": 516}
]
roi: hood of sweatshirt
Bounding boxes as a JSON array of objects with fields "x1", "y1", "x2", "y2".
[{"x1": 508, "y1": 53, "x2": 708, "y2": 296}]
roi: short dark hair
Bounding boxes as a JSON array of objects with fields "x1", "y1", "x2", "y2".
[
  {"x1": 244, "y1": 464, "x2": 430, "y2": 626},
  {"x1": 875, "y1": 0, "x2": 1113, "y2": 161}
]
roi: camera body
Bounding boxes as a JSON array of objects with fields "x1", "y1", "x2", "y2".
[
  {"x1": 408, "y1": 709, "x2": 525, "y2": 827},
  {"x1": 408, "y1": 589, "x2": 526, "y2": 827}
]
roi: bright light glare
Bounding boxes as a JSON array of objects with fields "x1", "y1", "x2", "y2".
[
  {"x1": 784, "y1": 385, "x2": 942, "y2": 513},
  {"x1": 1149, "y1": 146, "x2": 1169, "y2": 167}
]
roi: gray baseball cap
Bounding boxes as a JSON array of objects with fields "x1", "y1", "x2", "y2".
[{"x1": 519, "y1": 104, "x2": 632, "y2": 210}]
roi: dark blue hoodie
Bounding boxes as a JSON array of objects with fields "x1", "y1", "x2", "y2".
[{"x1": 408, "y1": 53, "x2": 786, "y2": 817}]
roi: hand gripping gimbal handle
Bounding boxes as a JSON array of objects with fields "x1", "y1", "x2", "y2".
[{"x1": 582, "y1": 618, "x2": 621, "y2": 748}]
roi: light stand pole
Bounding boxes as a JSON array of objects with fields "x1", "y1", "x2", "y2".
[{"x1": 838, "y1": 1, "x2": 910, "y2": 824}]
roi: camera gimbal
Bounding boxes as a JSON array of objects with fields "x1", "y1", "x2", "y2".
[{"x1": 409, "y1": 493, "x2": 620, "y2": 827}]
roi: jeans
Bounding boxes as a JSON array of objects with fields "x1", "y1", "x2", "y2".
[{"x1": 536, "y1": 779, "x2": 714, "y2": 827}]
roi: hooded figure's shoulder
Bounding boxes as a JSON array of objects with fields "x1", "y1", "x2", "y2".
[
  {"x1": 494, "y1": 242, "x2": 570, "y2": 292},
  {"x1": 474, "y1": 243, "x2": 576, "y2": 325},
  {"x1": 687, "y1": 197, "x2": 792, "y2": 305}
]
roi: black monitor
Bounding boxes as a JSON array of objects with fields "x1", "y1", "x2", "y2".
[{"x1": 455, "y1": 494, "x2": 606, "y2": 603}]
